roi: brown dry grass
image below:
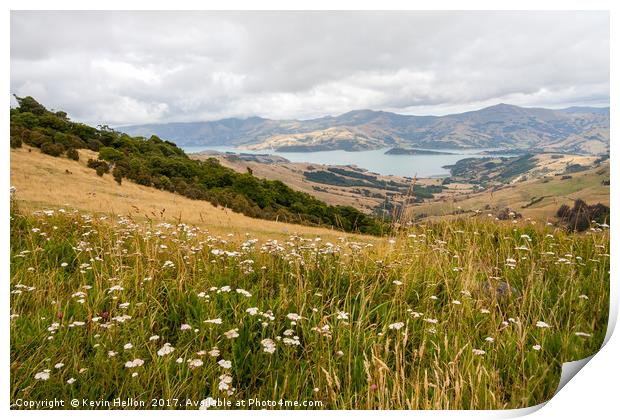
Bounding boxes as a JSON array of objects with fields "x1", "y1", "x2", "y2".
[{"x1": 10, "y1": 147, "x2": 374, "y2": 242}]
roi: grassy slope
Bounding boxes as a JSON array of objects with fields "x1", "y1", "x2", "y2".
[
  {"x1": 410, "y1": 164, "x2": 609, "y2": 221},
  {"x1": 10, "y1": 203, "x2": 609, "y2": 409},
  {"x1": 10, "y1": 147, "x2": 374, "y2": 242}
]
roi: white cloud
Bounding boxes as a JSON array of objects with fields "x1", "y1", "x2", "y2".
[{"x1": 10, "y1": 11, "x2": 609, "y2": 125}]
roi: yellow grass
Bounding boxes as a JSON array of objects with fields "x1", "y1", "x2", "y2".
[{"x1": 10, "y1": 147, "x2": 374, "y2": 242}]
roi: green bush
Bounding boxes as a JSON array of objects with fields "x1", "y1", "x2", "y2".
[
  {"x1": 66, "y1": 148, "x2": 79, "y2": 161},
  {"x1": 40, "y1": 142, "x2": 65, "y2": 157}
]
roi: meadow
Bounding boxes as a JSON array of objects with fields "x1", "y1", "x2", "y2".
[{"x1": 9, "y1": 197, "x2": 609, "y2": 409}]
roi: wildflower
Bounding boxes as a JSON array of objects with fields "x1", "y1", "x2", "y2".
[
  {"x1": 124, "y1": 359, "x2": 145, "y2": 368},
  {"x1": 335, "y1": 350, "x2": 344, "y2": 357},
  {"x1": 261, "y1": 338, "x2": 276, "y2": 354},
  {"x1": 54, "y1": 362, "x2": 64, "y2": 369},
  {"x1": 575, "y1": 332, "x2": 592, "y2": 337},
  {"x1": 452, "y1": 300, "x2": 461, "y2": 305},
  {"x1": 388, "y1": 322, "x2": 405, "y2": 330},
  {"x1": 180, "y1": 324, "x2": 192, "y2": 331},
  {"x1": 108, "y1": 351, "x2": 118, "y2": 358},
  {"x1": 224, "y1": 329, "x2": 239, "y2": 339},
  {"x1": 246, "y1": 307, "x2": 259, "y2": 316},
  {"x1": 218, "y1": 359, "x2": 232, "y2": 369},
  {"x1": 60, "y1": 262, "x2": 68, "y2": 267},
  {"x1": 485, "y1": 337, "x2": 494, "y2": 342},
  {"x1": 393, "y1": 280, "x2": 403, "y2": 286},
  {"x1": 472, "y1": 349, "x2": 486, "y2": 356},
  {"x1": 176, "y1": 358, "x2": 184, "y2": 364},
  {"x1": 578, "y1": 295, "x2": 589, "y2": 300},
  {"x1": 480, "y1": 308, "x2": 490, "y2": 314},
  {"x1": 204, "y1": 318, "x2": 222, "y2": 324},
  {"x1": 67, "y1": 377, "x2": 76, "y2": 385},
  {"x1": 218, "y1": 374, "x2": 233, "y2": 390},
  {"x1": 34, "y1": 370, "x2": 51, "y2": 381},
  {"x1": 157, "y1": 343, "x2": 175, "y2": 356},
  {"x1": 188, "y1": 359, "x2": 204, "y2": 369},
  {"x1": 132, "y1": 372, "x2": 139, "y2": 378},
  {"x1": 199, "y1": 397, "x2": 217, "y2": 410},
  {"x1": 287, "y1": 313, "x2": 302, "y2": 321},
  {"x1": 532, "y1": 344, "x2": 542, "y2": 351},
  {"x1": 430, "y1": 295, "x2": 438, "y2": 300},
  {"x1": 123, "y1": 343, "x2": 133, "y2": 350},
  {"x1": 424, "y1": 318, "x2": 438, "y2": 324},
  {"x1": 149, "y1": 335, "x2": 160, "y2": 341},
  {"x1": 208, "y1": 347, "x2": 220, "y2": 357},
  {"x1": 535, "y1": 321, "x2": 551, "y2": 329},
  {"x1": 336, "y1": 311, "x2": 349, "y2": 320}
]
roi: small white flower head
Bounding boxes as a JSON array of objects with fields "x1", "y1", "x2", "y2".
[
  {"x1": 218, "y1": 359, "x2": 232, "y2": 369},
  {"x1": 176, "y1": 357, "x2": 184, "y2": 364},
  {"x1": 124, "y1": 358, "x2": 145, "y2": 368},
  {"x1": 188, "y1": 359, "x2": 204, "y2": 369},
  {"x1": 335, "y1": 350, "x2": 344, "y2": 357},
  {"x1": 393, "y1": 280, "x2": 403, "y2": 286},
  {"x1": 452, "y1": 300, "x2": 461, "y2": 305},
  {"x1": 108, "y1": 351, "x2": 118, "y2": 358},
  {"x1": 157, "y1": 343, "x2": 175, "y2": 357},
  {"x1": 287, "y1": 313, "x2": 302, "y2": 321},
  {"x1": 123, "y1": 343, "x2": 133, "y2": 350},
  {"x1": 336, "y1": 311, "x2": 349, "y2": 320},
  {"x1": 132, "y1": 372, "x2": 139, "y2": 378},
  {"x1": 200, "y1": 397, "x2": 217, "y2": 410},
  {"x1": 575, "y1": 332, "x2": 592, "y2": 337},
  {"x1": 388, "y1": 322, "x2": 405, "y2": 330},
  {"x1": 224, "y1": 329, "x2": 239, "y2": 339},
  {"x1": 149, "y1": 335, "x2": 160, "y2": 342},
  {"x1": 67, "y1": 377, "x2": 76, "y2": 384},
  {"x1": 261, "y1": 339, "x2": 276, "y2": 354},
  {"x1": 204, "y1": 318, "x2": 222, "y2": 325},
  {"x1": 246, "y1": 307, "x2": 259, "y2": 316},
  {"x1": 472, "y1": 349, "x2": 486, "y2": 356},
  {"x1": 180, "y1": 323, "x2": 192, "y2": 331},
  {"x1": 54, "y1": 362, "x2": 64, "y2": 369},
  {"x1": 535, "y1": 321, "x2": 551, "y2": 329},
  {"x1": 208, "y1": 347, "x2": 220, "y2": 357},
  {"x1": 532, "y1": 344, "x2": 542, "y2": 351},
  {"x1": 34, "y1": 370, "x2": 51, "y2": 381},
  {"x1": 485, "y1": 337, "x2": 494, "y2": 343}
]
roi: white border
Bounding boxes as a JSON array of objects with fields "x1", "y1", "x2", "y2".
[{"x1": 2, "y1": 2, "x2": 616, "y2": 419}]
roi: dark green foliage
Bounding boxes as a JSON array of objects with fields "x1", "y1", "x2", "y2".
[
  {"x1": 66, "y1": 148, "x2": 79, "y2": 161},
  {"x1": 10, "y1": 136, "x2": 22, "y2": 149},
  {"x1": 40, "y1": 142, "x2": 65, "y2": 157},
  {"x1": 556, "y1": 199, "x2": 610, "y2": 232},
  {"x1": 10, "y1": 96, "x2": 388, "y2": 235},
  {"x1": 87, "y1": 159, "x2": 110, "y2": 174}
]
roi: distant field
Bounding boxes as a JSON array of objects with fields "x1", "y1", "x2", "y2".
[{"x1": 410, "y1": 163, "x2": 609, "y2": 222}]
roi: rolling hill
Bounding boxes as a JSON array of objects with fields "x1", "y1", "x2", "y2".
[{"x1": 120, "y1": 104, "x2": 610, "y2": 154}]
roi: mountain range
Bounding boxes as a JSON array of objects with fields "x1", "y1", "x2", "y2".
[{"x1": 120, "y1": 103, "x2": 610, "y2": 154}]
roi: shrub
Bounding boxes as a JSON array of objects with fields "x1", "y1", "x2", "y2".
[
  {"x1": 40, "y1": 142, "x2": 65, "y2": 157},
  {"x1": 66, "y1": 148, "x2": 79, "y2": 161},
  {"x1": 10, "y1": 136, "x2": 22, "y2": 149},
  {"x1": 556, "y1": 199, "x2": 610, "y2": 232}
]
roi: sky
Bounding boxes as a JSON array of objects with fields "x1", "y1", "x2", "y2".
[{"x1": 10, "y1": 11, "x2": 610, "y2": 126}]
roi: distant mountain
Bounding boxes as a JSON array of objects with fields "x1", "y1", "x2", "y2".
[{"x1": 120, "y1": 104, "x2": 610, "y2": 154}]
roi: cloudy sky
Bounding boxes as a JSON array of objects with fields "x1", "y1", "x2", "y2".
[{"x1": 11, "y1": 11, "x2": 609, "y2": 126}]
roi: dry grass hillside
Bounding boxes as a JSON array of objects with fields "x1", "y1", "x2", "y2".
[
  {"x1": 10, "y1": 147, "x2": 373, "y2": 241},
  {"x1": 408, "y1": 163, "x2": 610, "y2": 222}
]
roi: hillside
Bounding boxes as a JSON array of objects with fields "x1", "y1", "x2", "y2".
[
  {"x1": 9, "y1": 147, "x2": 371, "y2": 241},
  {"x1": 121, "y1": 104, "x2": 610, "y2": 154},
  {"x1": 10, "y1": 96, "x2": 386, "y2": 235}
]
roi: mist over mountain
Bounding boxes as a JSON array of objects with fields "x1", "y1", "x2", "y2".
[{"x1": 120, "y1": 103, "x2": 610, "y2": 154}]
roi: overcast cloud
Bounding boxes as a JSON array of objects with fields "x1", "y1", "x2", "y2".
[{"x1": 10, "y1": 11, "x2": 609, "y2": 126}]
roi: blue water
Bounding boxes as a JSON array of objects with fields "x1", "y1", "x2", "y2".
[{"x1": 181, "y1": 146, "x2": 516, "y2": 178}]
